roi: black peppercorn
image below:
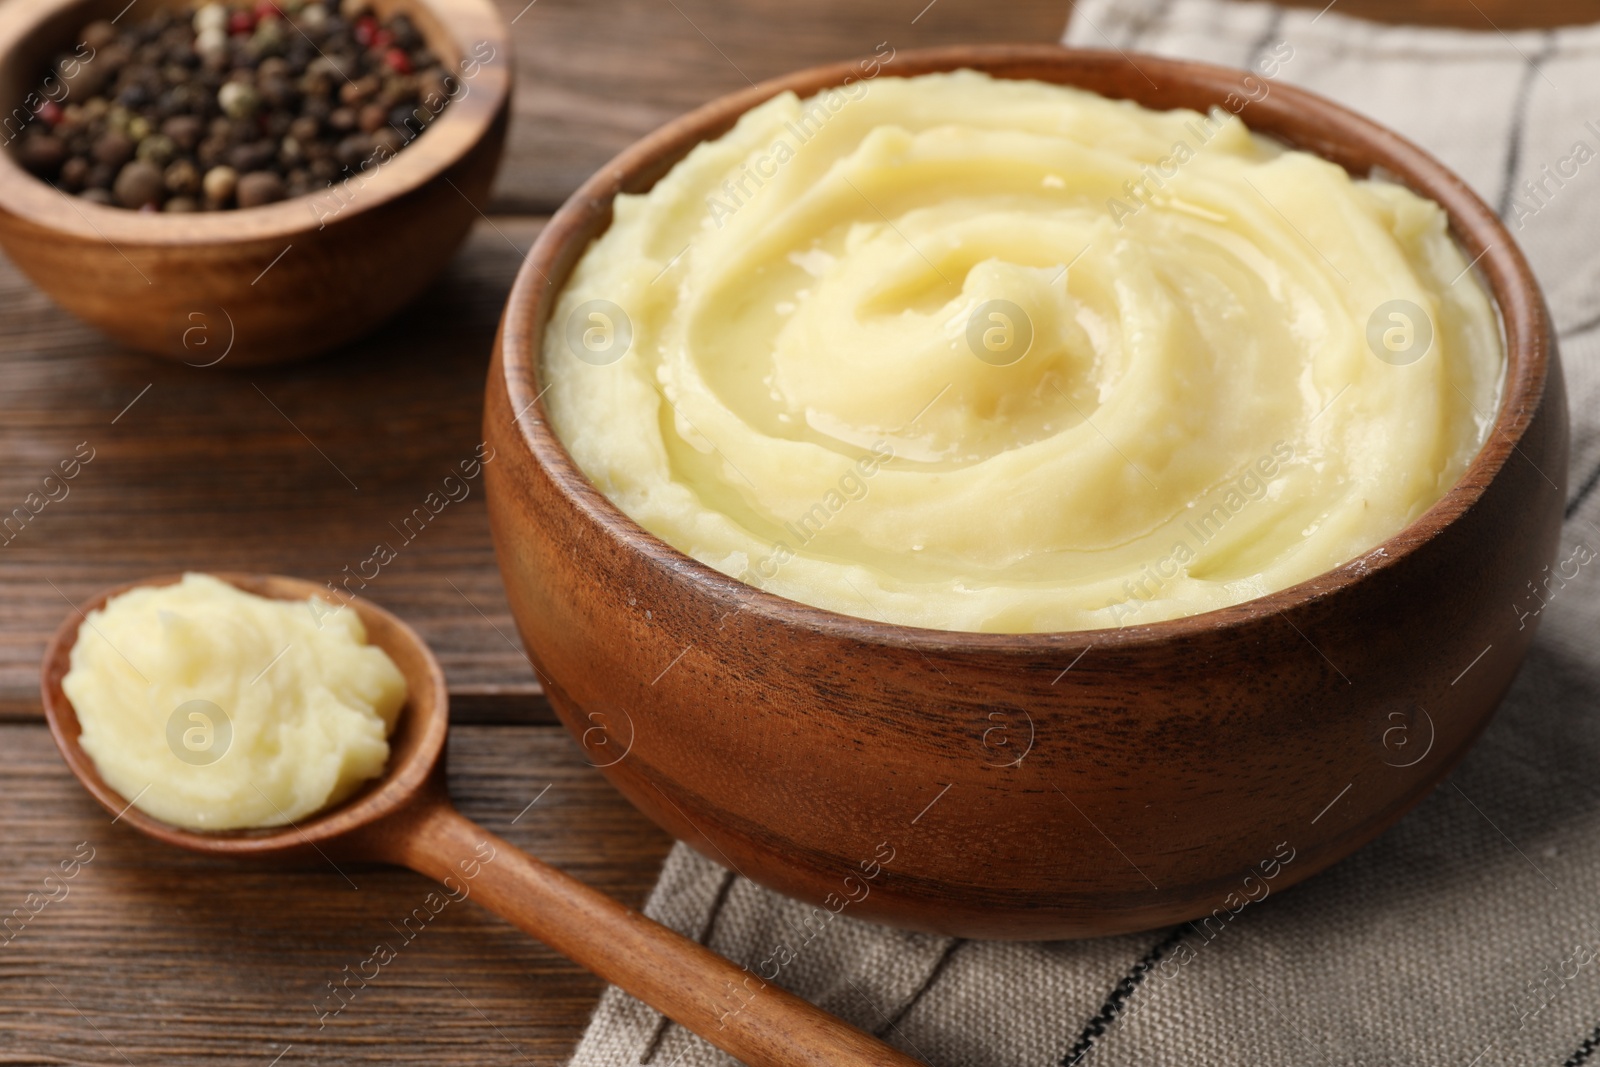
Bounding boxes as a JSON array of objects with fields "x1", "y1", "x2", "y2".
[{"x1": 14, "y1": 0, "x2": 455, "y2": 211}]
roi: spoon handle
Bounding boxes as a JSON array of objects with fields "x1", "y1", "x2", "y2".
[{"x1": 383, "y1": 799, "x2": 927, "y2": 1067}]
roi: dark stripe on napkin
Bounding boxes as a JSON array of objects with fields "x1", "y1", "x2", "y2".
[{"x1": 1059, "y1": 926, "x2": 1188, "y2": 1067}]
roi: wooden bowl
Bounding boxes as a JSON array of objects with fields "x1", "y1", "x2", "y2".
[
  {"x1": 483, "y1": 46, "x2": 1569, "y2": 940},
  {"x1": 0, "y1": 0, "x2": 509, "y2": 365}
]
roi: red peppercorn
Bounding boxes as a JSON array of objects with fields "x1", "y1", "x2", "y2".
[
  {"x1": 354, "y1": 15, "x2": 378, "y2": 46},
  {"x1": 370, "y1": 27, "x2": 394, "y2": 49},
  {"x1": 253, "y1": 0, "x2": 281, "y2": 17},
  {"x1": 227, "y1": 9, "x2": 256, "y2": 34},
  {"x1": 383, "y1": 47, "x2": 411, "y2": 74},
  {"x1": 33, "y1": 99, "x2": 63, "y2": 127}
]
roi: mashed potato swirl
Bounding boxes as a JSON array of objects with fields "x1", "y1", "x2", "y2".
[{"x1": 543, "y1": 71, "x2": 1503, "y2": 633}]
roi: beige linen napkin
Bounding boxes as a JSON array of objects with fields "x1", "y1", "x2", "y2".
[{"x1": 571, "y1": 3, "x2": 1600, "y2": 1064}]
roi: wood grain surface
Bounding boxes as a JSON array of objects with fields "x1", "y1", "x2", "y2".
[
  {"x1": 0, "y1": 724, "x2": 672, "y2": 1065},
  {"x1": 1272, "y1": 0, "x2": 1597, "y2": 29},
  {"x1": 0, "y1": 219, "x2": 544, "y2": 720},
  {"x1": 484, "y1": 0, "x2": 1594, "y2": 212},
  {"x1": 0, "y1": 0, "x2": 1591, "y2": 1062},
  {"x1": 487, "y1": 0, "x2": 1075, "y2": 212}
]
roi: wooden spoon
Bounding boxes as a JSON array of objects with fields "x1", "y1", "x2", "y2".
[{"x1": 40, "y1": 573, "x2": 924, "y2": 1067}]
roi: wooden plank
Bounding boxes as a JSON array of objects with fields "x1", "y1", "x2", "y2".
[
  {"x1": 485, "y1": 0, "x2": 1075, "y2": 212},
  {"x1": 0, "y1": 722, "x2": 675, "y2": 1066},
  {"x1": 1272, "y1": 0, "x2": 1596, "y2": 28},
  {"x1": 481, "y1": 0, "x2": 1593, "y2": 212},
  {"x1": 0, "y1": 218, "x2": 549, "y2": 720}
]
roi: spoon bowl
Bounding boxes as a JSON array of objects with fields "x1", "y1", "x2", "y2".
[
  {"x1": 41, "y1": 572, "x2": 922, "y2": 1067},
  {"x1": 42, "y1": 572, "x2": 449, "y2": 859}
]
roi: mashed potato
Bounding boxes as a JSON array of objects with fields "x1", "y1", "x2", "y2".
[
  {"x1": 64, "y1": 573, "x2": 406, "y2": 830},
  {"x1": 543, "y1": 71, "x2": 1503, "y2": 633}
]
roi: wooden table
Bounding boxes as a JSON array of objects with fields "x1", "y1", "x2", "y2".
[{"x1": 0, "y1": 0, "x2": 1586, "y2": 1063}]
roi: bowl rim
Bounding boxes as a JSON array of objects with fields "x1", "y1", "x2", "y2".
[
  {"x1": 0, "y1": 0, "x2": 510, "y2": 245},
  {"x1": 495, "y1": 43, "x2": 1556, "y2": 653}
]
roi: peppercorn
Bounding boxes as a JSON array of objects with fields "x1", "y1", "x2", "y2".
[
  {"x1": 217, "y1": 80, "x2": 259, "y2": 119},
  {"x1": 235, "y1": 169, "x2": 285, "y2": 207},
  {"x1": 17, "y1": 134, "x2": 67, "y2": 177},
  {"x1": 370, "y1": 126, "x2": 403, "y2": 157},
  {"x1": 334, "y1": 132, "x2": 372, "y2": 168},
  {"x1": 388, "y1": 13, "x2": 419, "y2": 48},
  {"x1": 415, "y1": 68, "x2": 448, "y2": 104},
  {"x1": 257, "y1": 76, "x2": 292, "y2": 111},
  {"x1": 135, "y1": 132, "x2": 177, "y2": 166},
  {"x1": 116, "y1": 83, "x2": 152, "y2": 109},
  {"x1": 196, "y1": 134, "x2": 228, "y2": 168},
  {"x1": 161, "y1": 114, "x2": 205, "y2": 150},
  {"x1": 113, "y1": 160, "x2": 164, "y2": 207},
  {"x1": 228, "y1": 139, "x2": 276, "y2": 172},
  {"x1": 195, "y1": 26, "x2": 228, "y2": 61},
  {"x1": 386, "y1": 103, "x2": 418, "y2": 135},
  {"x1": 164, "y1": 158, "x2": 201, "y2": 196},
  {"x1": 249, "y1": 19, "x2": 287, "y2": 60},
  {"x1": 19, "y1": 0, "x2": 452, "y2": 211},
  {"x1": 59, "y1": 156, "x2": 90, "y2": 190},
  {"x1": 338, "y1": 74, "x2": 379, "y2": 106},
  {"x1": 92, "y1": 130, "x2": 134, "y2": 166},
  {"x1": 86, "y1": 161, "x2": 117, "y2": 189},
  {"x1": 201, "y1": 163, "x2": 237, "y2": 205},
  {"x1": 194, "y1": 4, "x2": 227, "y2": 31}
]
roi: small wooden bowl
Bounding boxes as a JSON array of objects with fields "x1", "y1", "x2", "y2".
[
  {"x1": 483, "y1": 46, "x2": 1569, "y2": 939},
  {"x1": 0, "y1": 0, "x2": 509, "y2": 365}
]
